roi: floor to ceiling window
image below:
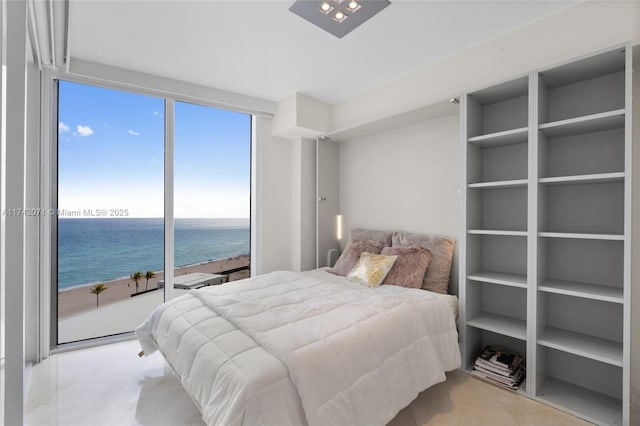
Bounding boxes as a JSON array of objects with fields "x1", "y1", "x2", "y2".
[
  {"x1": 55, "y1": 81, "x2": 252, "y2": 345},
  {"x1": 173, "y1": 102, "x2": 251, "y2": 285},
  {"x1": 56, "y1": 81, "x2": 165, "y2": 344}
]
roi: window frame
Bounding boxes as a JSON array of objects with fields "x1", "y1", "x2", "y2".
[{"x1": 48, "y1": 73, "x2": 259, "y2": 352}]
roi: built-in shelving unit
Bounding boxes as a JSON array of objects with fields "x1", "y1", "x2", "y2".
[
  {"x1": 538, "y1": 279, "x2": 623, "y2": 304},
  {"x1": 538, "y1": 172, "x2": 624, "y2": 185},
  {"x1": 468, "y1": 126, "x2": 529, "y2": 146},
  {"x1": 460, "y1": 45, "x2": 631, "y2": 425},
  {"x1": 468, "y1": 179, "x2": 528, "y2": 189},
  {"x1": 538, "y1": 326, "x2": 622, "y2": 367},
  {"x1": 537, "y1": 373, "x2": 622, "y2": 426},
  {"x1": 468, "y1": 229, "x2": 527, "y2": 236},
  {"x1": 538, "y1": 109, "x2": 625, "y2": 138},
  {"x1": 467, "y1": 312, "x2": 527, "y2": 340},
  {"x1": 468, "y1": 271, "x2": 527, "y2": 289},
  {"x1": 538, "y1": 232, "x2": 624, "y2": 241},
  {"x1": 461, "y1": 74, "x2": 531, "y2": 402}
]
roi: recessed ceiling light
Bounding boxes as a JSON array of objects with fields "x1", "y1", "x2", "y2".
[
  {"x1": 319, "y1": 2, "x2": 333, "y2": 14},
  {"x1": 289, "y1": 0, "x2": 391, "y2": 39},
  {"x1": 333, "y1": 11, "x2": 348, "y2": 23},
  {"x1": 346, "y1": 1, "x2": 361, "y2": 12}
]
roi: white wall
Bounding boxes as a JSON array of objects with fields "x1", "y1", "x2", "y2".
[
  {"x1": 317, "y1": 140, "x2": 340, "y2": 268},
  {"x1": 24, "y1": 44, "x2": 41, "y2": 363},
  {"x1": 338, "y1": 114, "x2": 460, "y2": 294},
  {"x1": 332, "y1": 1, "x2": 640, "y2": 132},
  {"x1": 256, "y1": 125, "x2": 295, "y2": 274},
  {"x1": 0, "y1": 2, "x2": 5, "y2": 420},
  {"x1": 2, "y1": 1, "x2": 28, "y2": 423},
  {"x1": 299, "y1": 139, "x2": 317, "y2": 271},
  {"x1": 290, "y1": 138, "x2": 317, "y2": 272}
]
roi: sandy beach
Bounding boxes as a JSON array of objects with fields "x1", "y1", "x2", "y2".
[{"x1": 58, "y1": 254, "x2": 250, "y2": 318}]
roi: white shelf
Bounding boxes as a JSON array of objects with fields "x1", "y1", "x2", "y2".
[
  {"x1": 468, "y1": 127, "x2": 528, "y2": 147},
  {"x1": 468, "y1": 179, "x2": 528, "y2": 189},
  {"x1": 467, "y1": 312, "x2": 526, "y2": 340},
  {"x1": 468, "y1": 271, "x2": 527, "y2": 288},
  {"x1": 537, "y1": 377, "x2": 622, "y2": 426},
  {"x1": 538, "y1": 232, "x2": 624, "y2": 241},
  {"x1": 538, "y1": 172, "x2": 624, "y2": 186},
  {"x1": 468, "y1": 230, "x2": 527, "y2": 237},
  {"x1": 538, "y1": 327, "x2": 623, "y2": 367},
  {"x1": 539, "y1": 109, "x2": 625, "y2": 138},
  {"x1": 539, "y1": 279, "x2": 623, "y2": 304}
]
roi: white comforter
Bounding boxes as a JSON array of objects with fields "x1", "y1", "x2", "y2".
[{"x1": 136, "y1": 269, "x2": 460, "y2": 426}]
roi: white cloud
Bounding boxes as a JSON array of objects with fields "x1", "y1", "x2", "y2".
[
  {"x1": 153, "y1": 111, "x2": 162, "y2": 116},
  {"x1": 128, "y1": 129, "x2": 141, "y2": 136},
  {"x1": 76, "y1": 125, "x2": 94, "y2": 137},
  {"x1": 58, "y1": 122, "x2": 70, "y2": 133}
]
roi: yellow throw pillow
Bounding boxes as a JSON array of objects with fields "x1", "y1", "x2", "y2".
[{"x1": 347, "y1": 252, "x2": 398, "y2": 288}]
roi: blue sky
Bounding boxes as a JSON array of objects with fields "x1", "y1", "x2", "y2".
[{"x1": 58, "y1": 81, "x2": 251, "y2": 218}]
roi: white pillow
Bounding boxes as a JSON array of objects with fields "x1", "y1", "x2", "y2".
[{"x1": 347, "y1": 252, "x2": 397, "y2": 288}]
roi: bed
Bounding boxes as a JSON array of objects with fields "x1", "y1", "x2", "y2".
[{"x1": 136, "y1": 267, "x2": 460, "y2": 426}]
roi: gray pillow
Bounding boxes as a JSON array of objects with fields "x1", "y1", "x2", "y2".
[
  {"x1": 392, "y1": 232, "x2": 455, "y2": 294},
  {"x1": 351, "y1": 228, "x2": 392, "y2": 247}
]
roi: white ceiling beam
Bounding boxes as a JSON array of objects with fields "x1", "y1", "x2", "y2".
[
  {"x1": 30, "y1": 0, "x2": 51, "y2": 66},
  {"x1": 64, "y1": 58, "x2": 277, "y2": 116},
  {"x1": 27, "y1": 0, "x2": 67, "y2": 69},
  {"x1": 51, "y1": 0, "x2": 67, "y2": 68}
]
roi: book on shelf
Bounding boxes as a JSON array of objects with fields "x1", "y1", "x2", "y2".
[
  {"x1": 471, "y1": 345, "x2": 525, "y2": 391},
  {"x1": 477, "y1": 345, "x2": 523, "y2": 370}
]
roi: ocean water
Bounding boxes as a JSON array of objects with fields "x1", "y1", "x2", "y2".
[{"x1": 58, "y1": 218, "x2": 250, "y2": 290}]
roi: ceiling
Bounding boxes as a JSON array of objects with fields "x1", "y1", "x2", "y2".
[{"x1": 67, "y1": 1, "x2": 573, "y2": 105}]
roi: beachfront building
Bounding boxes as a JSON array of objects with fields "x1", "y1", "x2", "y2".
[{"x1": 1, "y1": 1, "x2": 640, "y2": 425}]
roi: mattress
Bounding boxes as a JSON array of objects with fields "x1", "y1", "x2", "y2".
[
  {"x1": 427, "y1": 290, "x2": 459, "y2": 320},
  {"x1": 318, "y1": 266, "x2": 460, "y2": 320},
  {"x1": 136, "y1": 269, "x2": 460, "y2": 426}
]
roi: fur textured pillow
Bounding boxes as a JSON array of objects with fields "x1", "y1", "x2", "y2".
[
  {"x1": 392, "y1": 232, "x2": 455, "y2": 294},
  {"x1": 329, "y1": 239, "x2": 385, "y2": 276},
  {"x1": 381, "y1": 246, "x2": 432, "y2": 289}
]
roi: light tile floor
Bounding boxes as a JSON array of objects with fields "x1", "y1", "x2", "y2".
[{"x1": 26, "y1": 340, "x2": 590, "y2": 426}]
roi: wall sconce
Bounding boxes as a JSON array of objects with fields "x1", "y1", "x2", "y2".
[{"x1": 336, "y1": 214, "x2": 343, "y2": 241}]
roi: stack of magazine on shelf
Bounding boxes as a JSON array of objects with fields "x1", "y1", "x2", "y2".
[{"x1": 471, "y1": 345, "x2": 525, "y2": 391}]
